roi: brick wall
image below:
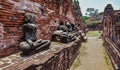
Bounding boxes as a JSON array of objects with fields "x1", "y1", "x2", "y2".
[
  {"x1": 103, "y1": 4, "x2": 120, "y2": 69},
  {"x1": 0, "y1": 37, "x2": 81, "y2": 70},
  {"x1": 0, "y1": 0, "x2": 82, "y2": 57}
]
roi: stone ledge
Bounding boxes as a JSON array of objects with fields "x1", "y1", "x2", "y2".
[{"x1": 0, "y1": 37, "x2": 81, "y2": 70}]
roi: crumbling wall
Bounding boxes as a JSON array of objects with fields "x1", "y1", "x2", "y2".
[
  {"x1": 0, "y1": 0, "x2": 82, "y2": 57},
  {"x1": 103, "y1": 4, "x2": 120, "y2": 70},
  {"x1": 0, "y1": 37, "x2": 81, "y2": 70}
]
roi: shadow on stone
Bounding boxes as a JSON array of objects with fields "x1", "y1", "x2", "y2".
[{"x1": 20, "y1": 42, "x2": 51, "y2": 57}]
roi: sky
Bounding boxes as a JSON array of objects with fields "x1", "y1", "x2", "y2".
[{"x1": 78, "y1": 0, "x2": 120, "y2": 15}]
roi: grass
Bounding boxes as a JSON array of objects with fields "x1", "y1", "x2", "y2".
[
  {"x1": 86, "y1": 31, "x2": 102, "y2": 37},
  {"x1": 103, "y1": 46, "x2": 114, "y2": 70},
  {"x1": 70, "y1": 43, "x2": 87, "y2": 70},
  {"x1": 70, "y1": 54, "x2": 81, "y2": 70},
  {"x1": 80, "y1": 43, "x2": 87, "y2": 56},
  {"x1": 86, "y1": 19, "x2": 102, "y2": 24},
  {"x1": 82, "y1": 16, "x2": 90, "y2": 22},
  {"x1": 85, "y1": 18, "x2": 102, "y2": 24}
]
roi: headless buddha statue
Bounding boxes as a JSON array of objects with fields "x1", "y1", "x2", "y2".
[{"x1": 19, "y1": 13, "x2": 51, "y2": 55}]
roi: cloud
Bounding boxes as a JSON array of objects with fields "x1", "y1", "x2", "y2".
[{"x1": 79, "y1": 0, "x2": 120, "y2": 15}]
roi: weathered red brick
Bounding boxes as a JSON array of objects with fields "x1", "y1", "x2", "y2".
[{"x1": 0, "y1": 0, "x2": 83, "y2": 57}]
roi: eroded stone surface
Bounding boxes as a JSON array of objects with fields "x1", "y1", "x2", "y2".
[
  {"x1": 0, "y1": 0, "x2": 83, "y2": 57},
  {"x1": 0, "y1": 37, "x2": 81, "y2": 70},
  {"x1": 103, "y1": 4, "x2": 120, "y2": 69}
]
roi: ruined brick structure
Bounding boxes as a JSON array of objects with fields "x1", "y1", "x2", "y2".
[
  {"x1": 73, "y1": 0, "x2": 87, "y2": 35},
  {"x1": 73, "y1": 0, "x2": 86, "y2": 32},
  {"x1": 103, "y1": 4, "x2": 120, "y2": 70},
  {"x1": 0, "y1": 38, "x2": 81, "y2": 70},
  {"x1": 0, "y1": 0, "x2": 83, "y2": 57},
  {"x1": 74, "y1": 0, "x2": 82, "y2": 23}
]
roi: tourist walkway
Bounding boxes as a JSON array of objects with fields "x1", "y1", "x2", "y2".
[{"x1": 70, "y1": 31, "x2": 113, "y2": 70}]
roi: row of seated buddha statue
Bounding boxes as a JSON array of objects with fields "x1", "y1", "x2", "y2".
[
  {"x1": 51, "y1": 20, "x2": 81, "y2": 43},
  {"x1": 19, "y1": 13, "x2": 84, "y2": 55}
]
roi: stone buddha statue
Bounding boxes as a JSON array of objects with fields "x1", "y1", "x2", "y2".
[
  {"x1": 19, "y1": 13, "x2": 51, "y2": 55},
  {"x1": 51, "y1": 20, "x2": 76, "y2": 43}
]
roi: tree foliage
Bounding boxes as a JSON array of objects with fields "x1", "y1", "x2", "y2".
[
  {"x1": 86, "y1": 8, "x2": 99, "y2": 17},
  {"x1": 82, "y1": 16, "x2": 90, "y2": 22}
]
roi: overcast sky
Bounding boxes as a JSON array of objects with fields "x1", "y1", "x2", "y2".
[{"x1": 78, "y1": 0, "x2": 120, "y2": 15}]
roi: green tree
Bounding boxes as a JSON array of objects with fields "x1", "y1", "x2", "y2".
[
  {"x1": 82, "y1": 16, "x2": 90, "y2": 22},
  {"x1": 72, "y1": 0, "x2": 75, "y2": 5},
  {"x1": 85, "y1": 8, "x2": 99, "y2": 17}
]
